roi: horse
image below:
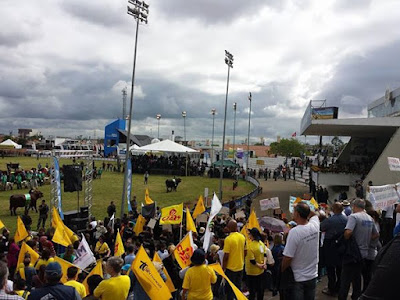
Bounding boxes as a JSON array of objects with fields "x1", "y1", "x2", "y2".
[
  {"x1": 9, "y1": 189, "x2": 43, "y2": 216},
  {"x1": 165, "y1": 178, "x2": 181, "y2": 192}
]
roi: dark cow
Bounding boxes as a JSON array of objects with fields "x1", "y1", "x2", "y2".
[
  {"x1": 165, "y1": 178, "x2": 182, "y2": 192},
  {"x1": 9, "y1": 189, "x2": 43, "y2": 216}
]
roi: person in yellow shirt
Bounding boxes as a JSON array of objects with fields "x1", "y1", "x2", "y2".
[
  {"x1": 35, "y1": 249, "x2": 54, "y2": 270},
  {"x1": 64, "y1": 266, "x2": 87, "y2": 298},
  {"x1": 182, "y1": 249, "x2": 217, "y2": 300},
  {"x1": 245, "y1": 228, "x2": 267, "y2": 300},
  {"x1": 93, "y1": 256, "x2": 130, "y2": 300},
  {"x1": 14, "y1": 278, "x2": 30, "y2": 299},
  {"x1": 222, "y1": 220, "x2": 245, "y2": 299},
  {"x1": 94, "y1": 236, "x2": 110, "y2": 259}
]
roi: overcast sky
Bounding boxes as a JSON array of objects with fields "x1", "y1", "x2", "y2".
[{"x1": 1, "y1": 0, "x2": 400, "y2": 144}]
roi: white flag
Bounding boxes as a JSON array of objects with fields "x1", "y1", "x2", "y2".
[
  {"x1": 108, "y1": 213, "x2": 115, "y2": 233},
  {"x1": 73, "y1": 234, "x2": 96, "y2": 270},
  {"x1": 203, "y1": 193, "x2": 222, "y2": 251}
]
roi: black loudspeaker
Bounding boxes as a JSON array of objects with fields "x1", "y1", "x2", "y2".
[{"x1": 64, "y1": 165, "x2": 83, "y2": 192}]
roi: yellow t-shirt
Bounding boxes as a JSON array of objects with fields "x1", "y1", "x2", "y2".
[
  {"x1": 35, "y1": 257, "x2": 54, "y2": 270},
  {"x1": 93, "y1": 275, "x2": 131, "y2": 300},
  {"x1": 65, "y1": 280, "x2": 87, "y2": 298},
  {"x1": 15, "y1": 290, "x2": 30, "y2": 299},
  {"x1": 182, "y1": 264, "x2": 217, "y2": 300},
  {"x1": 95, "y1": 241, "x2": 110, "y2": 255},
  {"x1": 245, "y1": 240, "x2": 266, "y2": 276},
  {"x1": 224, "y1": 232, "x2": 246, "y2": 272}
]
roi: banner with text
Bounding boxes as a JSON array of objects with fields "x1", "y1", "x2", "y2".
[
  {"x1": 388, "y1": 157, "x2": 400, "y2": 171},
  {"x1": 289, "y1": 196, "x2": 316, "y2": 213},
  {"x1": 369, "y1": 183, "x2": 400, "y2": 210},
  {"x1": 259, "y1": 197, "x2": 280, "y2": 211}
]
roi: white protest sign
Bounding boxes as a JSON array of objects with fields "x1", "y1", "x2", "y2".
[
  {"x1": 259, "y1": 197, "x2": 280, "y2": 211},
  {"x1": 289, "y1": 196, "x2": 315, "y2": 214},
  {"x1": 73, "y1": 234, "x2": 96, "y2": 270},
  {"x1": 147, "y1": 218, "x2": 157, "y2": 229},
  {"x1": 219, "y1": 207, "x2": 230, "y2": 215},
  {"x1": 388, "y1": 157, "x2": 400, "y2": 171},
  {"x1": 234, "y1": 210, "x2": 246, "y2": 219},
  {"x1": 369, "y1": 183, "x2": 400, "y2": 210}
]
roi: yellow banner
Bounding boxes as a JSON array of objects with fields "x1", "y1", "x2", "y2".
[
  {"x1": 248, "y1": 210, "x2": 261, "y2": 231},
  {"x1": 186, "y1": 207, "x2": 197, "y2": 233},
  {"x1": 54, "y1": 256, "x2": 80, "y2": 283},
  {"x1": 153, "y1": 252, "x2": 176, "y2": 293},
  {"x1": 15, "y1": 216, "x2": 29, "y2": 243},
  {"x1": 17, "y1": 242, "x2": 40, "y2": 278},
  {"x1": 132, "y1": 246, "x2": 171, "y2": 300},
  {"x1": 173, "y1": 231, "x2": 194, "y2": 269},
  {"x1": 145, "y1": 188, "x2": 154, "y2": 205},
  {"x1": 209, "y1": 263, "x2": 248, "y2": 300},
  {"x1": 134, "y1": 214, "x2": 146, "y2": 236},
  {"x1": 83, "y1": 260, "x2": 103, "y2": 294},
  {"x1": 114, "y1": 229, "x2": 125, "y2": 257},
  {"x1": 310, "y1": 197, "x2": 319, "y2": 209},
  {"x1": 192, "y1": 195, "x2": 205, "y2": 219},
  {"x1": 160, "y1": 203, "x2": 183, "y2": 225}
]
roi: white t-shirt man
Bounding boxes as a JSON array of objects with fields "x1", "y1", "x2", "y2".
[{"x1": 283, "y1": 215, "x2": 320, "y2": 282}]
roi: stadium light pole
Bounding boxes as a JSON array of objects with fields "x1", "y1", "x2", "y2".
[
  {"x1": 246, "y1": 92, "x2": 252, "y2": 175},
  {"x1": 211, "y1": 108, "x2": 216, "y2": 165},
  {"x1": 233, "y1": 102, "x2": 237, "y2": 161},
  {"x1": 121, "y1": 0, "x2": 149, "y2": 219},
  {"x1": 219, "y1": 50, "x2": 233, "y2": 201},
  {"x1": 182, "y1": 111, "x2": 187, "y2": 144},
  {"x1": 156, "y1": 114, "x2": 161, "y2": 139}
]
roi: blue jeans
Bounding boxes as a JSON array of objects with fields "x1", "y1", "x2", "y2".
[{"x1": 291, "y1": 278, "x2": 317, "y2": 300}]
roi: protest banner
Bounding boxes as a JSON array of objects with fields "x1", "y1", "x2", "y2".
[
  {"x1": 369, "y1": 183, "x2": 400, "y2": 210},
  {"x1": 259, "y1": 197, "x2": 280, "y2": 211},
  {"x1": 160, "y1": 203, "x2": 183, "y2": 225},
  {"x1": 289, "y1": 196, "x2": 316, "y2": 213},
  {"x1": 174, "y1": 231, "x2": 195, "y2": 269},
  {"x1": 147, "y1": 218, "x2": 157, "y2": 229},
  {"x1": 388, "y1": 157, "x2": 400, "y2": 171},
  {"x1": 73, "y1": 234, "x2": 96, "y2": 270}
]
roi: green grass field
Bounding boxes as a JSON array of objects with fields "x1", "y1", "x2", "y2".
[{"x1": 0, "y1": 156, "x2": 254, "y2": 233}]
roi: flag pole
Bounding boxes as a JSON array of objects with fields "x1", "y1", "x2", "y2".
[{"x1": 179, "y1": 213, "x2": 183, "y2": 241}]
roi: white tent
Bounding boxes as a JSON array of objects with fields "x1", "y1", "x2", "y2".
[
  {"x1": 0, "y1": 139, "x2": 22, "y2": 149},
  {"x1": 136, "y1": 139, "x2": 198, "y2": 153}
]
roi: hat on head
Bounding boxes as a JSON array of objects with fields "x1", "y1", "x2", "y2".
[
  {"x1": 209, "y1": 244, "x2": 220, "y2": 254},
  {"x1": 342, "y1": 200, "x2": 350, "y2": 206},
  {"x1": 191, "y1": 249, "x2": 205, "y2": 265},
  {"x1": 45, "y1": 262, "x2": 62, "y2": 277},
  {"x1": 121, "y1": 264, "x2": 131, "y2": 272}
]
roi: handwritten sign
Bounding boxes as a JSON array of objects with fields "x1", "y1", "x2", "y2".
[
  {"x1": 259, "y1": 197, "x2": 280, "y2": 211},
  {"x1": 369, "y1": 183, "x2": 400, "y2": 210},
  {"x1": 388, "y1": 157, "x2": 400, "y2": 171}
]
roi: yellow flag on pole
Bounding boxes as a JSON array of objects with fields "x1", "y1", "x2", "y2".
[
  {"x1": 240, "y1": 224, "x2": 249, "y2": 240},
  {"x1": 134, "y1": 214, "x2": 146, "y2": 236},
  {"x1": 114, "y1": 229, "x2": 125, "y2": 257},
  {"x1": 53, "y1": 256, "x2": 80, "y2": 283},
  {"x1": 0, "y1": 220, "x2": 5, "y2": 229},
  {"x1": 173, "y1": 231, "x2": 195, "y2": 269},
  {"x1": 209, "y1": 263, "x2": 248, "y2": 300},
  {"x1": 17, "y1": 242, "x2": 39, "y2": 271},
  {"x1": 83, "y1": 260, "x2": 103, "y2": 294},
  {"x1": 52, "y1": 223, "x2": 72, "y2": 247},
  {"x1": 192, "y1": 195, "x2": 205, "y2": 219},
  {"x1": 131, "y1": 246, "x2": 172, "y2": 300},
  {"x1": 51, "y1": 207, "x2": 78, "y2": 245},
  {"x1": 52, "y1": 207, "x2": 62, "y2": 228},
  {"x1": 145, "y1": 188, "x2": 154, "y2": 205},
  {"x1": 15, "y1": 216, "x2": 29, "y2": 243},
  {"x1": 186, "y1": 207, "x2": 197, "y2": 233},
  {"x1": 153, "y1": 252, "x2": 176, "y2": 293},
  {"x1": 310, "y1": 197, "x2": 319, "y2": 209},
  {"x1": 248, "y1": 210, "x2": 261, "y2": 231},
  {"x1": 160, "y1": 203, "x2": 183, "y2": 225}
]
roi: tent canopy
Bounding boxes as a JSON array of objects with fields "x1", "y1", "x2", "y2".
[
  {"x1": 136, "y1": 139, "x2": 198, "y2": 153},
  {"x1": 212, "y1": 159, "x2": 239, "y2": 168},
  {"x1": 0, "y1": 139, "x2": 22, "y2": 149}
]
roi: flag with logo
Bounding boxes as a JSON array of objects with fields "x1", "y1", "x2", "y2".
[
  {"x1": 160, "y1": 203, "x2": 183, "y2": 225},
  {"x1": 15, "y1": 216, "x2": 29, "y2": 243},
  {"x1": 209, "y1": 263, "x2": 247, "y2": 300},
  {"x1": 114, "y1": 229, "x2": 125, "y2": 257},
  {"x1": 83, "y1": 260, "x2": 103, "y2": 294},
  {"x1": 134, "y1": 214, "x2": 146, "y2": 236},
  {"x1": 174, "y1": 231, "x2": 195, "y2": 269},
  {"x1": 186, "y1": 207, "x2": 197, "y2": 233},
  {"x1": 153, "y1": 252, "x2": 176, "y2": 293},
  {"x1": 203, "y1": 193, "x2": 222, "y2": 251},
  {"x1": 17, "y1": 242, "x2": 40, "y2": 277},
  {"x1": 0, "y1": 220, "x2": 5, "y2": 229},
  {"x1": 192, "y1": 195, "x2": 205, "y2": 219},
  {"x1": 54, "y1": 256, "x2": 80, "y2": 283},
  {"x1": 131, "y1": 246, "x2": 171, "y2": 300},
  {"x1": 145, "y1": 188, "x2": 154, "y2": 205},
  {"x1": 248, "y1": 209, "x2": 261, "y2": 231},
  {"x1": 73, "y1": 234, "x2": 96, "y2": 270}
]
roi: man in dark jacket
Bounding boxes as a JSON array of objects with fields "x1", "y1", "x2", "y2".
[
  {"x1": 107, "y1": 201, "x2": 116, "y2": 218},
  {"x1": 29, "y1": 262, "x2": 81, "y2": 300}
]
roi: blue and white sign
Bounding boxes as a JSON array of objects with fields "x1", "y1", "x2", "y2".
[
  {"x1": 126, "y1": 159, "x2": 133, "y2": 212},
  {"x1": 53, "y1": 157, "x2": 63, "y2": 219}
]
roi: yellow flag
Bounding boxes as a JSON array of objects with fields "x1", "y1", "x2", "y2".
[
  {"x1": 192, "y1": 195, "x2": 205, "y2": 219},
  {"x1": 15, "y1": 216, "x2": 29, "y2": 243},
  {"x1": 240, "y1": 224, "x2": 249, "y2": 240},
  {"x1": 173, "y1": 231, "x2": 194, "y2": 269},
  {"x1": 153, "y1": 252, "x2": 176, "y2": 293},
  {"x1": 53, "y1": 256, "x2": 80, "y2": 283},
  {"x1": 186, "y1": 207, "x2": 197, "y2": 233},
  {"x1": 17, "y1": 242, "x2": 40, "y2": 272},
  {"x1": 132, "y1": 246, "x2": 171, "y2": 300},
  {"x1": 209, "y1": 263, "x2": 247, "y2": 300},
  {"x1": 83, "y1": 260, "x2": 103, "y2": 294},
  {"x1": 145, "y1": 188, "x2": 154, "y2": 205},
  {"x1": 51, "y1": 207, "x2": 78, "y2": 245},
  {"x1": 52, "y1": 207, "x2": 63, "y2": 228},
  {"x1": 0, "y1": 220, "x2": 5, "y2": 229},
  {"x1": 294, "y1": 197, "x2": 302, "y2": 204},
  {"x1": 160, "y1": 203, "x2": 183, "y2": 225},
  {"x1": 248, "y1": 210, "x2": 261, "y2": 231},
  {"x1": 114, "y1": 229, "x2": 125, "y2": 257},
  {"x1": 310, "y1": 197, "x2": 319, "y2": 209},
  {"x1": 134, "y1": 214, "x2": 146, "y2": 236},
  {"x1": 52, "y1": 223, "x2": 72, "y2": 247}
]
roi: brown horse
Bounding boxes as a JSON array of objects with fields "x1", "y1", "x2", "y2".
[{"x1": 9, "y1": 189, "x2": 43, "y2": 215}]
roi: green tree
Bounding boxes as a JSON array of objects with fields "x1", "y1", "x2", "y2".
[{"x1": 269, "y1": 138, "x2": 306, "y2": 157}]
